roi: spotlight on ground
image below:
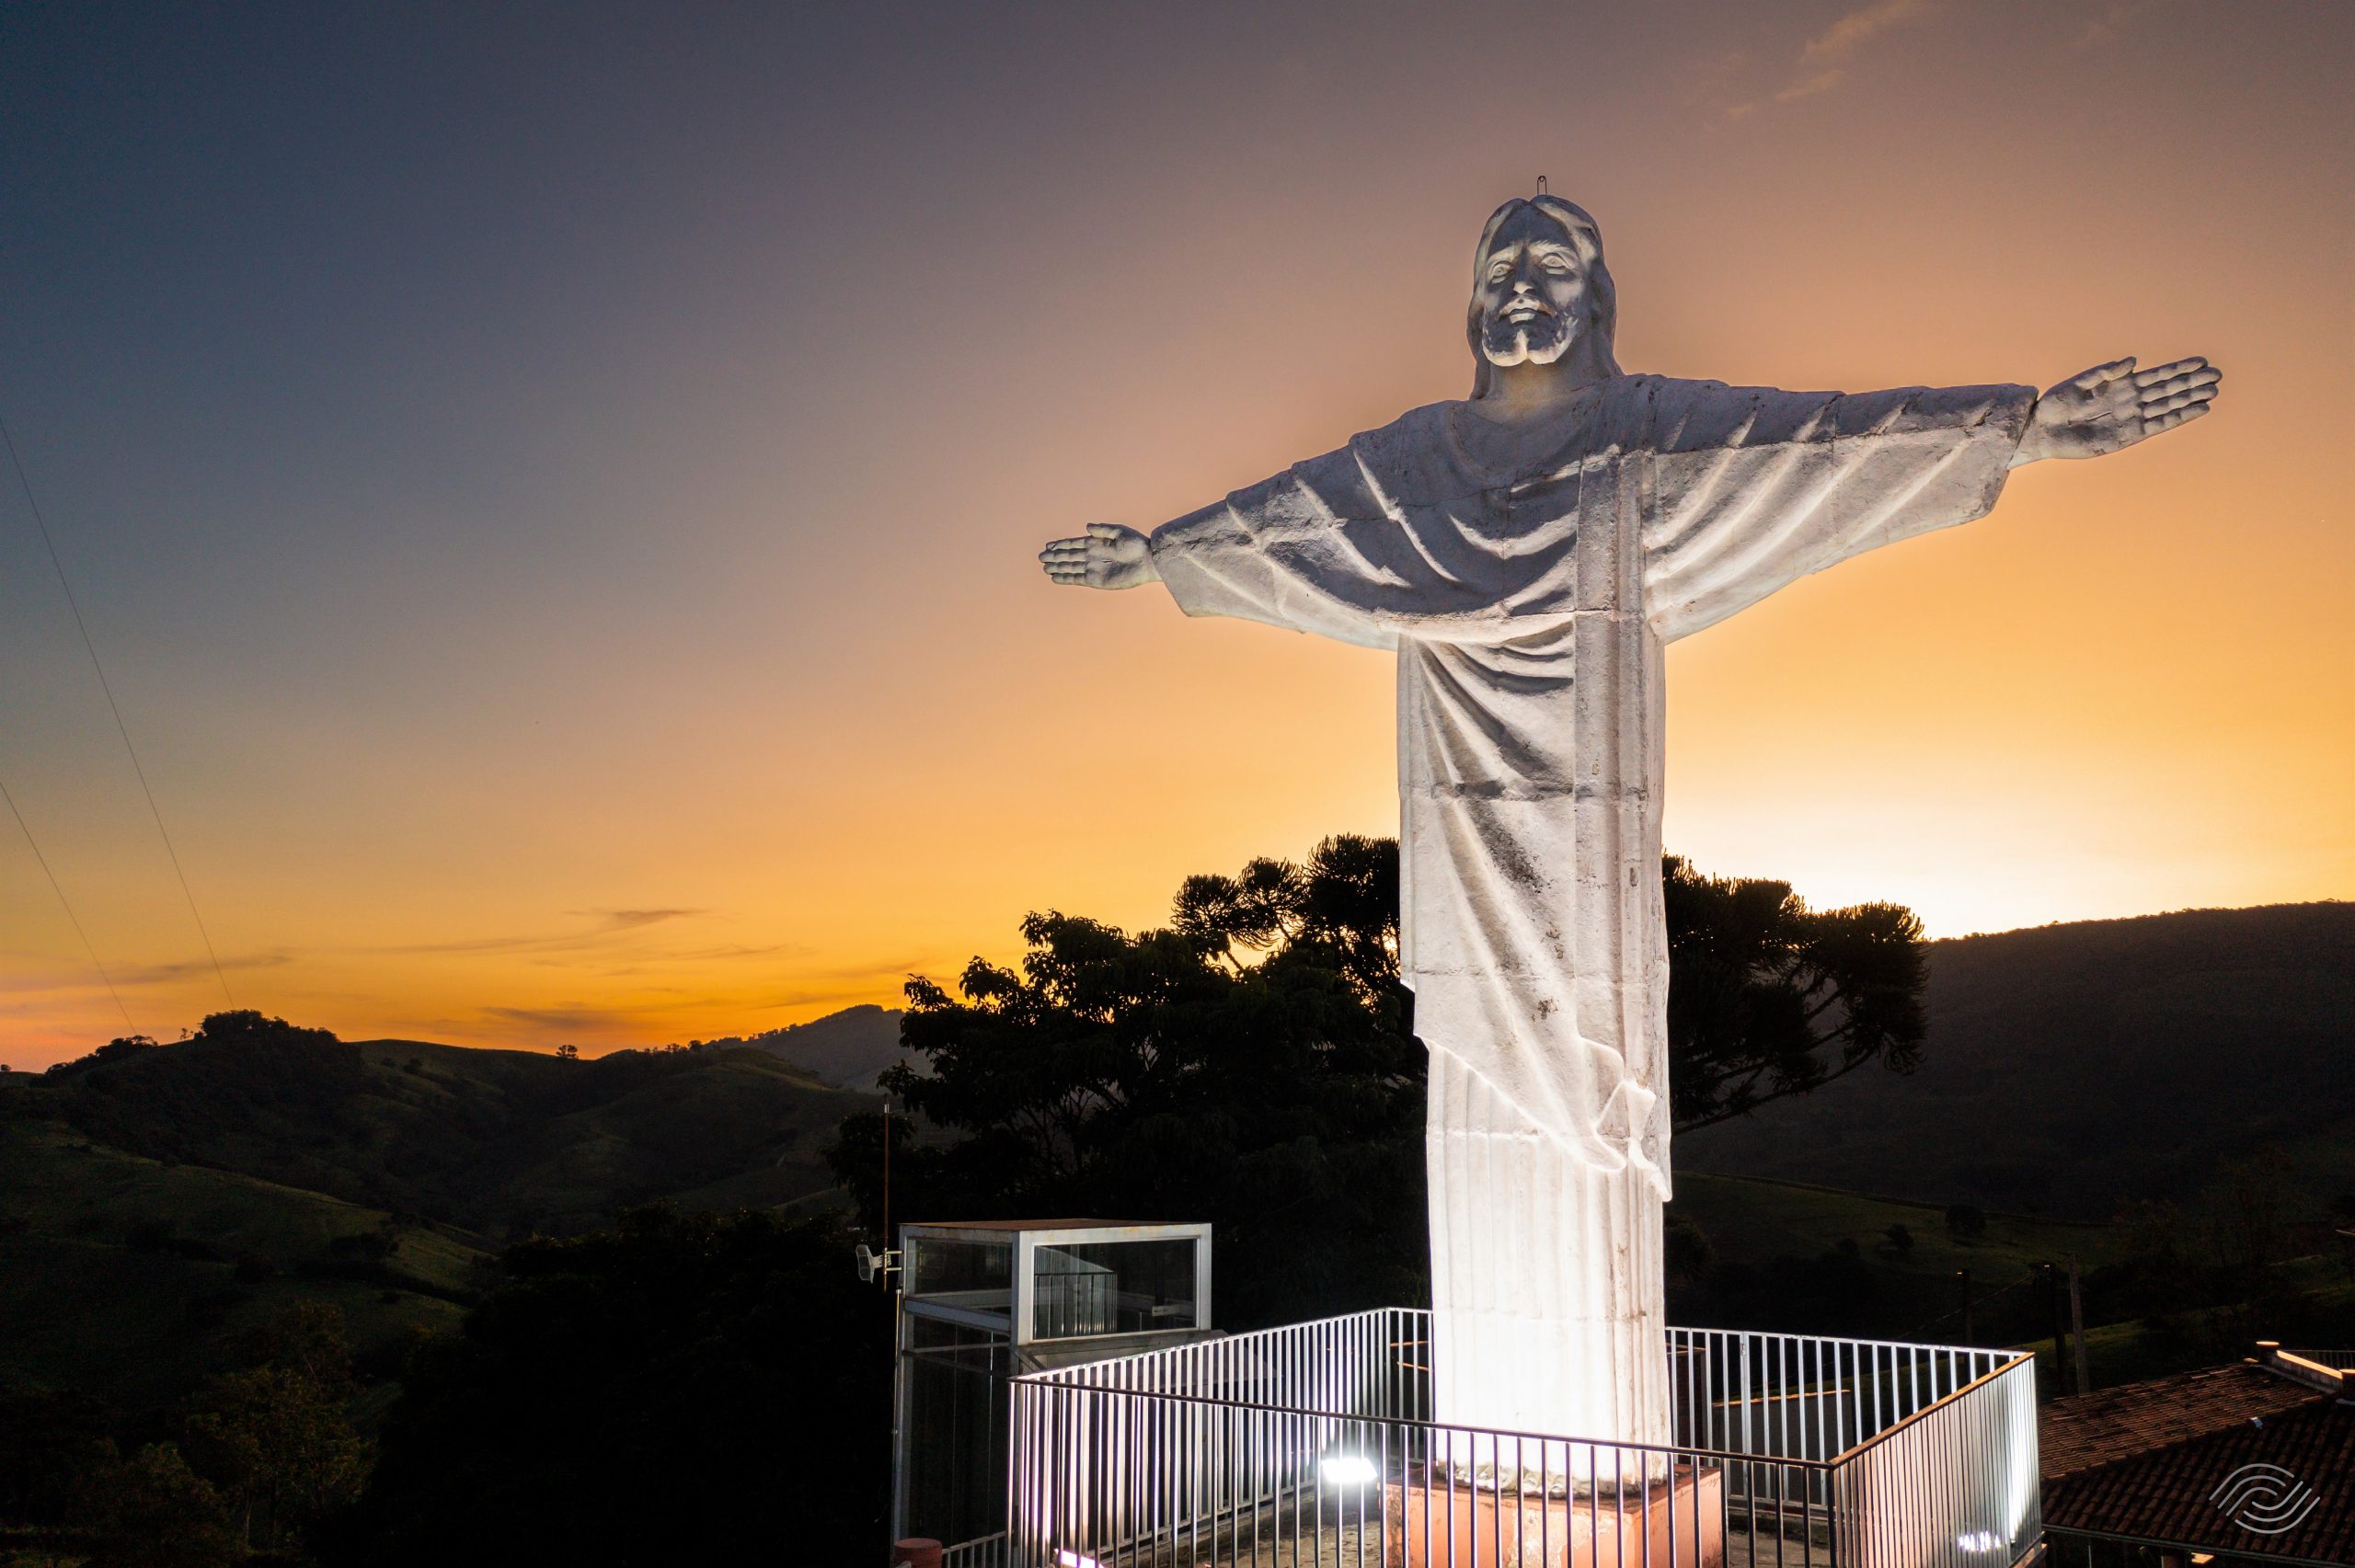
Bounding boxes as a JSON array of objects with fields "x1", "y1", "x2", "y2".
[{"x1": 1319, "y1": 1453, "x2": 1378, "y2": 1487}]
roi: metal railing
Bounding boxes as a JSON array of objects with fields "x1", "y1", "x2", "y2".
[
  {"x1": 942, "y1": 1533, "x2": 1010, "y2": 1568},
  {"x1": 1004, "y1": 1310, "x2": 2039, "y2": 1568},
  {"x1": 2278, "y1": 1345, "x2": 2355, "y2": 1370}
]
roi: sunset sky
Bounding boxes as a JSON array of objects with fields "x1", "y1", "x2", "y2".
[{"x1": 0, "y1": 1, "x2": 2347, "y2": 1069}]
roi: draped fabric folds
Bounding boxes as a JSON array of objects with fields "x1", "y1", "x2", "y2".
[{"x1": 1150, "y1": 372, "x2": 2033, "y2": 1441}]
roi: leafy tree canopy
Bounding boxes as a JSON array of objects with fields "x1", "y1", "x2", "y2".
[
  {"x1": 833, "y1": 837, "x2": 1926, "y2": 1324},
  {"x1": 849, "y1": 835, "x2": 1423, "y2": 1326},
  {"x1": 1661, "y1": 854, "x2": 1927, "y2": 1130}
]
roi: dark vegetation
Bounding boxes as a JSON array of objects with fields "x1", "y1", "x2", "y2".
[
  {"x1": 1679, "y1": 900, "x2": 2355, "y2": 1217},
  {"x1": 0, "y1": 1305, "x2": 368, "y2": 1566},
  {"x1": 23, "y1": 1011, "x2": 867, "y2": 1239},
  {"x1": 2, "y1": 854, "x2": 2347, "y2": 1564},
  {"x1": 325, "y1": 1207, "x2": 887, "y2": 1567}
]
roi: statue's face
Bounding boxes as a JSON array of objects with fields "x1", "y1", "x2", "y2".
[{"x1": 1473, "y1": 205, "x2": 1593, "y2": 371}]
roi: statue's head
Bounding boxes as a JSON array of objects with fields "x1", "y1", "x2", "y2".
[{"x1": 1466, "y1": 195, "x2": 1620, "y2": 396}]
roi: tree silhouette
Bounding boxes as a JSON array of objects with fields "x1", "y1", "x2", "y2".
[
  {"x1": 184, "y1": 1304, "x2": 368, "y2": 1554},
  {"x1": 833, "y1": 837, "x2": 1927, "y2": 1323},
  {"x1": 75, "y1": 1442, "x2": 236, "y2": 1568},
  {"x1": 1662, "y1": 855, "x2": 1927, "y2": 1130},
  {"x1": 846, "y1": 835, "x2": 1423, "y2": 1325}
]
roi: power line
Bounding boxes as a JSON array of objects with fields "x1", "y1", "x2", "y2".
[
  {"x1": 0, "y1": 771, "x2": 137, "y2": 1034},
  {"x1": 0, "y1": 403, "x2": 235, "y2": 1009}
]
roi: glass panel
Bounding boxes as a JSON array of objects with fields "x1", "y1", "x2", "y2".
[
  {"x1": 1031, "y1": 1238, "x2": 1197, "y2": 1339},
  {"x1": 902, "y1": 1319, "x2": 1013, "y2": 1544},
  {"x1": 906, "y1": 1234, "x2": 1013, "y2": 1314}
]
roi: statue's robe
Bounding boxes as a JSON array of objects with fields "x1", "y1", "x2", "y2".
[{"x1": 1149, "y1": 372, "x2": 2035, "y2": 1454}]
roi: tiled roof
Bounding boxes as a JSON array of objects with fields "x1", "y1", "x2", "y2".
[
  {"x1": 2041, "y1": 1363, "x2": 2330, "y2": 1481},
  {"x1": 2040, "y1": 1366, "x2": 2355, "y2": 1563}
]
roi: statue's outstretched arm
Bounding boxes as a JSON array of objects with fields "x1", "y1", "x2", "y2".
[
  {"x1": 1039, "y1": 521, "x2": 1160, "y2": 590},
  {"x1": 2010, "y1": 356, "x2": 2220, "y2": 468}
]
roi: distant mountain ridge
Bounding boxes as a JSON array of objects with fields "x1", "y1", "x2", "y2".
[
  {"x1": 0, "y1": 1020, "x2": 881, "y2": 1406},
  {"x1": 682, "y1": 1003, "x2": 907, "y2": 1092},
  {"x1": 1677, "y1": 901, "x2": 2355, "y2": 1219},
  {"x1": 11, "y1": 1029, "x2": 872, "y2": 1240}
]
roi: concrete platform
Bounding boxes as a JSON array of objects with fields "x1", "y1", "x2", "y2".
[{"x1": 1383, "y1": 1464, "x2": 1726, "y2": 1568}]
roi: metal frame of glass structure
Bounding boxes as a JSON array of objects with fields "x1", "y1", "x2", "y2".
[{"x1": 890, "y1": 1219, "x2": 1215, "y2": 1548}]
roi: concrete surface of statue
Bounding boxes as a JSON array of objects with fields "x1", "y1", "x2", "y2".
[{"x1": 1040, "y1": 192, "x2": 2219, "y2": 1460}]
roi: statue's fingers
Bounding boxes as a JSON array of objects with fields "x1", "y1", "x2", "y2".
[
  {"x1": 2142, "y1": 403, "x2": 2211, "y2": 436},
  {"x1": 2136, "y1": 365, "x2": 2220, "y2": 399},
  {"x1": 2140, "y1": 385, "x2": 2215, "y2": 417},
  {"x1": 2130, "y1": 356, "x2": 2206, "y2": 388},
  {"x1": 1086, "y1": 521, "x2": 1126, "y2": 540},
  {"x1": 2070, "y1": 357, "x2": 2135, "y2": 393}
]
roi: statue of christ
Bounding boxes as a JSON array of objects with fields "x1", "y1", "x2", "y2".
[{"x1": 1039, "y1": 193, "x2": 2219, "y2": 1455}]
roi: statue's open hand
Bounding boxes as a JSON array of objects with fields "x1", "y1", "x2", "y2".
[
  {"x1": 2015, "y1": 356, "x2": 2220, "y2": 466},
  {"x1": 1040, "y1": 522, "x2": 1159, "y2": 590}
]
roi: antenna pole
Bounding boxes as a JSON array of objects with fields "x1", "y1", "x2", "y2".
[{"x1": 2067, "y1": 1255, "x2": 2090, "y2": 1394}]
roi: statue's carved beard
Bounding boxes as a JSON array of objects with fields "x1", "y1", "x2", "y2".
[{"x1": 1480, "y1": 307, "x2": 1575, "y2": 369}]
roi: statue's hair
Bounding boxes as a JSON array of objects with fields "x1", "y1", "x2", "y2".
[{"x1": 1466, "y1": 195, "x2": 1621, "y2": 397}]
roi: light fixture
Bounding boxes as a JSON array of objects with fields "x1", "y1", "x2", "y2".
[
  {"x1": 1320, "y1": 1453, "x2": 1379, "y2": 1487},
  {"x1": 1054, "y1": 1552, "x2": 1103, "y2": 1568},
  {"x1": 1957, "y1": 1531, "x2": 2003, "y2": 1553}
]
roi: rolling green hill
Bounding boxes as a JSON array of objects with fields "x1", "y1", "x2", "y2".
[
  {"x1": 16, "y1": 1024, "x2": 875, "y2": 1240},
  {"x1": 1677, "y1": 901, "x2": 2355, "y2": 1219},
  {"x1": 0, "y1": 1019, "x2": 877, "y2": 1407},
  {"x1": 0, "y1": 1117, "x2": 484, "y2": 1403}
]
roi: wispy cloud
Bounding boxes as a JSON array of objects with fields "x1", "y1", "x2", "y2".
[
  {"x1": 477, "y1": 1003, "x2": 642, "y2": 1033},
  {"x1": 385, "y1": 908, "x2": 709, "y2": 957},
  {"x1": 596, "y1": 908, "x2": 704, "y2": 932},
  {"x1": 1802, "y1": 0, "x2": 1935, "y2": 63},
  {"x1": 2072, "y1": 0, "x2": 2164, "y2": 48},
  {"x1": 113, "y1": 950, "x2": 296, "y2": 988},
  {"x1": 470, "y1": 961, "x2": 924, "y2": 1047},
  {"x1": 1728, "y1": 0, "x2": 1939, "y2": 118}
]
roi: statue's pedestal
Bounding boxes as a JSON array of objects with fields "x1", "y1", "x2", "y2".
[{"x1": 1383, "y1": 1464, "x2": 1723, "y2": 1568}]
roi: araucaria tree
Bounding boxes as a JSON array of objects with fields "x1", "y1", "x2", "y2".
[{"x1": 1660, "y1": 854, "x2": 1928, "y2": 1130}]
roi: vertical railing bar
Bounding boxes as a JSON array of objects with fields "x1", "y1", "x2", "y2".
[
  {"x1": 1850, "y1": 1342, "x2": 1865, "y2": 1454},
  {"x1": 1523, "y1": 1432, "x2": 1536, "y2": 1568},
  {"x1": 1423, "y1": 1402, "x2": 1434, "y2": 1568},
  {"x1": 1615, "y1": 1443, "x2": 1628, "y2": 1568}
]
